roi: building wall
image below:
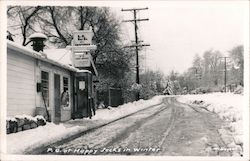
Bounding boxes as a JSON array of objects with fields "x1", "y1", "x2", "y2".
[
  {"x1": 7, "y1": 47, "x2": 73, "y2": 122},
  {"x1": 7, "y1": 48, "x2": 36, "y2": 117},
  {"x1": 36, "y1": 61, "x2": 73, "y2": 122}
]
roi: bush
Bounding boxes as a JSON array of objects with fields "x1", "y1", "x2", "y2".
[
  {"x1": 140, "y1": 86, "x2": 157, "y2": 100},
  {"x1": 6, "y1": 115, "x2": 46, "y2": 134}
]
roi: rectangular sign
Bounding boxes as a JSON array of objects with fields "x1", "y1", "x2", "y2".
[
  {"x1": 73, "y1": 52, "x2": 91, "y2": 67},
  {"x1": 73, "y1": 31, "x2": 94, "y2": 46},
  {"x1": 79, "y1": 81, "x2": 85, "y2": 90}
]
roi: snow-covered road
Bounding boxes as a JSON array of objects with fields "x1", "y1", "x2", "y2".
[{"x1": 33, "y1": 97, "x2": 235, "y2": 156}]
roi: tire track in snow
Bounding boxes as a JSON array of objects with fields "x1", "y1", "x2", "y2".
[
  {"x1": 184, "y1": 103, "x2": 231, "y2": 156},
  {"x1": 158, "y1": 98, "x2": 178, "y2": 148},
  {"x1": 158, "y1": 99, "x2": 231, "y2": 156},
  {"x1": 102, "y1": 101, "x2": 170, "y2": 149},
  {"x1": 98, "y1": 97, "x2": 176, "y2": 155},
  {"x1": 34, "y1": 98, "x2": 169, "y2": 154}
]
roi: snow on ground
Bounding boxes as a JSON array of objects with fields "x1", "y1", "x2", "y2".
[
  {"x1": 177, "y1": 92, "x2": 244, "y2": 156},
  {"x1": 7, "y1": 123, "x2": 82, "y2": 154},
  {"x1": 92, "y1": 95, "x2": 165, "y2": 121},
  {"x1": 7, "y1": 95, "x2": 165, "y2": 154}
]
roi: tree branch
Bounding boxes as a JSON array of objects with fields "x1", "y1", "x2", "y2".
[
  {"x1": 21, "y1": 6, "x2": 42, "y2": 46},
  {"x1": 48, "y1": 6, "x2": 69, "y2": 46}
]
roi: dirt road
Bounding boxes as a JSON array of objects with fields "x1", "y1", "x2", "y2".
[{"x1": 35, "y1": 97, "x2": 232, "y2": 156}]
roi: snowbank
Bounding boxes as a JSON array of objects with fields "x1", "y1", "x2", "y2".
[
  {"x1": 177, "y1": 93, "x2": 243, "y2": 156},
  {"x1": 7, "y1": 95, "x2": 165, "y2": 154},
  {"x1": 7, "y1": 123, "x2": 83, "y2": 154},
  {"x1": 92, "y1": 95, "x2": 165, "y2": 121}
]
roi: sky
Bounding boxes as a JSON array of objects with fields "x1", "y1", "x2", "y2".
[
  {"x1": 111, "y1": 1, "x2": 248, "y2": 75},
  {"x1": 6, "y1": 1, "x2": 248, "y2": 76}
]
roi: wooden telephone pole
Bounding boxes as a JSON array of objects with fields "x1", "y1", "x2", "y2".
[
  {"x1": 220, "y1": 57, "x2": 230, "y2": 92},
  {"x1": 122, "y1": 7, "x2": 150, "y2": 100}
]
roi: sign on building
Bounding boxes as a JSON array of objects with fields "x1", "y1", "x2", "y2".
[
  {"x1": 69, "y1": 29, "x2": 97, "y2": 69},
  {"x1": 73, "y1": 51, "x2": 91, "y2": 67},
  {"x1": 79, "y1": 81, "x2": 85, "y2": 90},
  {"x1": 73, "y1": 30, "x2": 94, "y2": 46}
]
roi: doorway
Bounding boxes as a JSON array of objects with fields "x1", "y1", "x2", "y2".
[
  {"x1": 54, "y1": 74, "x2": 61, "y2": 123},
  {"x1": 76, "y1": 78, "x2": 88, "y2": 117}
]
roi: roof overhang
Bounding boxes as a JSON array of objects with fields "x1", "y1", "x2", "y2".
[
  {"x1": 75, "y1": 60, "x2": 98, "y2": 76},
  {"x1": 7, "y1": 40, "x2": 78, "y2": 72}
]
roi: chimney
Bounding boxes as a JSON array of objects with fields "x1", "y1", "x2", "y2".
[{"x1": 29, "y1": 33, "x2": 47, "y2": 52}]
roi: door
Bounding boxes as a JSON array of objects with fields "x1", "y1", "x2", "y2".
[
  {"x1": 54, "y1": 74, "x2": 61, "y2": 123},
  {"x1": 76, "y1": 77, "x2": 88, "y2": 118}
]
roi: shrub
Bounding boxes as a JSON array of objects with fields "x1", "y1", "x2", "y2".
[{"x1": 6, "y1": 115, "x2": 46, "y2": 134}]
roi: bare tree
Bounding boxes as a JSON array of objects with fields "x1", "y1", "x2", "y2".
[
  {"x1": 7, "y1": 6, "x2": 42, "y2": 45},
  {"x1": 202, "y1": 50, "x2": 222, "y2": 86}
]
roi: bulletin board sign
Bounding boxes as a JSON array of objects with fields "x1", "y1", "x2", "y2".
[{"x1": 73, "y1": 52, "x2": 91, "y2": 67}]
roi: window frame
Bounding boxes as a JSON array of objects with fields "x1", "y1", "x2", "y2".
[
  {"x1": 63, "y1": 76, "x2": 69, "y2": 92},
  {"x1": 41, "y1": 70, "x2": 49, "y2": 107}
]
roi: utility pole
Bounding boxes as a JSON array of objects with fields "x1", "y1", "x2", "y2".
[
  {"x1": 220, "y1": 57, "x2": 230, "y2": 92},
  {"x1": 122, "y1": 7, "x2": 150, "y2": 101}
]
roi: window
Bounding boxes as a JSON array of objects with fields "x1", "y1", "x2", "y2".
[
  {"x1": 63, "y1": 77, "x2": 69, "y2": 92},
  {"x1": 41, "y1": 71, "x2": 49, "y2": 107},
  {"x1": 62, "y1": 77, "x2": 69, "y2": 107}
]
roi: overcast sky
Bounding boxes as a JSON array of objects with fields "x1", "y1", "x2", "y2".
[
  {"x1": 6, "y1": 1, "x2": 248, "y2": 76},
  {"x1": 111, "y1": 1, "x2": 248, "y2": 75}
]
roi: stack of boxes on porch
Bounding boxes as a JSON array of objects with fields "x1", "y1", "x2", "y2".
[{"x1": 6, "y1": 29, "x2": 98, "y2": 133}]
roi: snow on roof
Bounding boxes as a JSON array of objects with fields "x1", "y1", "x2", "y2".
[
  {"x1": 77, "y1": 69, "x2": 92, "y2": 73},
  {"x1": 44, "y1": 48, "x2": 72, "y2": 66},
  {"x1": 7, "y1": 40, "x2": 98, "y2": 76},
  {"x1": 7, "y1": 40, "x2": 77, "y2": 72},
  {"x1": 29, "y1": 33, "x2": 47, "y2": 40}
]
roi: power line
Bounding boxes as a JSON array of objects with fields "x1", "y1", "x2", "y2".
[{"x1": 121, "y1": 7, "x2": 150, "y2": 101}]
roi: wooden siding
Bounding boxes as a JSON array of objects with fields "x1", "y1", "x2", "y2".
[
  {"x1": 7, "y1": 46, "x2": 74, "y2": 122},
  {"x1": 38, "y1": 61, "x2": 73, "y2": 122},
  {"x1": 7, "y1": 49, "x2": 36, "y2": 117}
]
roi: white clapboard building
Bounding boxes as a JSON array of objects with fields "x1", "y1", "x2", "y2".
[
  {"x1": 7, "y1": 36, "x2": 98, "y2": 124},
  {"x1": 7, "y1": 40, "x2": 76, "y2": 122}
]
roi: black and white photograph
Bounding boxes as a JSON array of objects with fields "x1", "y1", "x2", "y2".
[{"x1": 0, "y1": 0, "x2": 249, "y2": 161}]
